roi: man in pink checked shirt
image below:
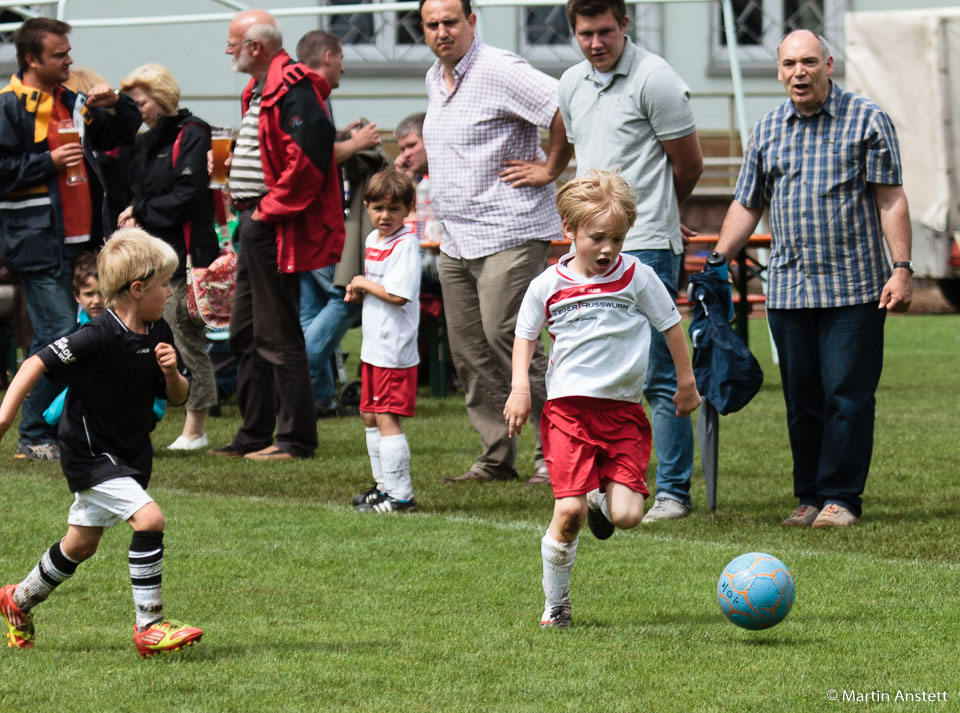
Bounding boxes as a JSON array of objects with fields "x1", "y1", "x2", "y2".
[{"x1": 419, "y1": 0, "x2": 573, "y2": 487}]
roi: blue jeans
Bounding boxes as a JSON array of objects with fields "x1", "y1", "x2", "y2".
[
  {"x1": 767, "y1": 304, "x2": 885, "y2": 518},
  {"x1": 299, "y1": 266, "x2": 360, "y2": 408},
  {"x1": 17, "y1": 244, "x2": 86, "y2": 444},
  {"x1": 626, "y1": 249, "x2": 694, "y2": 508}
]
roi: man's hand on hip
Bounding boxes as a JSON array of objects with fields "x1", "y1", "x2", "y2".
[{"x1": 499, "y1": 160, "x2": 554, "y2": 188}]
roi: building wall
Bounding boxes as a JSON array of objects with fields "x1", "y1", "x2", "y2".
[{"x1": 8, "y1": 0, "x2": 959, "y2": 139}]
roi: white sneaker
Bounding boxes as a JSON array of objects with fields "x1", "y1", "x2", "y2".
[
  {"x1": 641, "y1": 495, "x2": 690, "y2": 523},
  {"x1": 167, "y1": 434, "x2": 209, "y2": 451}
]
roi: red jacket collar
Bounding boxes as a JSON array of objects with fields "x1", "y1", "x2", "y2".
[{"x1": 241, "y1": 49, "x2": 331, "y2": 112}]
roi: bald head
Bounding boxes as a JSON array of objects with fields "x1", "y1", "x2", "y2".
[
  {"x1": 777, "y1": 29, "x2": 829, "y2": 62},
  {"x1": 230, "y1": 9, "x2": 276, "y2": 36},
  {"x1": 226, "y1": 8, "x2": 283, "y2": 78}
]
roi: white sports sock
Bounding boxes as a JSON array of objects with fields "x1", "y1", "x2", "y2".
[
  {"x1": 600, "y1": 496, "x2": 611, "y2": 523},
  {"x1": 365, "y1": 427, "x2": 384, "y2": 491},
  {"x1": 379, "y1": 433, "x2": 413, "y2": 501},
  {"x1": 541, "y1": 532, "x2": 577, "y2": 609},
  {"x1": 129, "y1": 531, "x2": 164, "y2": 631},
  {"x1": 14, "y1": 541, "x2": 79, "y2": 612},
  {"x1": 586, "y1": 488, "x2": 612, "y2": 523}
]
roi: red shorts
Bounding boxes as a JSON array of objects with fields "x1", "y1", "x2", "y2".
[
  {"x1": 540, "y1": 396, "x2": 651, "y2": 498},
  {"x1": 360, "y1": 363, "x2": 417, "y2": 417}
]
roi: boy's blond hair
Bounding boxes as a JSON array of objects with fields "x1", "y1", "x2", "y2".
[
  {"x1": 119, "y1": 63, "x2": 181, "y2": 114},
  {"x1": 556, "y1": 170, "x2": 638, "y2": 237},
  {"x1": 98, "y1": 228, "x2": 178, "y2": 308}
]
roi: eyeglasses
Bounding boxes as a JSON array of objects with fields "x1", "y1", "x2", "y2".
[{"x1": 225, "y1": 38, "x2": 255, "y2": 51}]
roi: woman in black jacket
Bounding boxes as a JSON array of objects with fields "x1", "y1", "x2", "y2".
[{"x1": 118, "y1": 64, "x2": 220, "y2": 451}]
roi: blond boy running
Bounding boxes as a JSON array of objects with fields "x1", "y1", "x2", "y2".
[
  {"x1": 504, "y1": 171, "x2": 700, "y2": 629},
  {"x1": 0, "y1": 228, "x2": 203, "y2": 656}
]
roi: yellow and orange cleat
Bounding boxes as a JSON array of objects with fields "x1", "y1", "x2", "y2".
[
  {"x1": 133, "y1": 618, "x2": 203, "y2": 658},
  {"x1": 0, "y1": 584, "x2": 34, "y2": 649}
]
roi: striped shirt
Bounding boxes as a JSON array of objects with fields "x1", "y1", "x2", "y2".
[
  {"x1": 229, "y1": 80, "x2": 267, "y2": 200},
  {"x1": 422, "y1": 37, "x2": 561, "y2": 260},
  {"x1": 735, "y1": 82, "x2": 902, "y2": 309}
]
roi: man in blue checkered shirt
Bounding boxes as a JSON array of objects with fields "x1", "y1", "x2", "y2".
[{"x1": 715, "y1": 30, "x2": 913, "y2": 530}]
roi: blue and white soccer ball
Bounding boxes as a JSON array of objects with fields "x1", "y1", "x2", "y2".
[{"x1": 717, "y1": 552, "x2": 795, "y2": 630}]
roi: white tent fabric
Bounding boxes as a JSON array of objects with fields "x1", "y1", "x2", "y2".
[{"x1": 846, "y1": 9, "x2": 960, "y2": 234}]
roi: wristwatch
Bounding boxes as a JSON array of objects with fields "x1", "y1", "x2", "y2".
[{"x1": 892, "y1": 261, "x2": 915, "y2": 274}]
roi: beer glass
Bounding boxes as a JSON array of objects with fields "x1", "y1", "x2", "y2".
[
  {"x1": 210, "y1": 127, "x2": 233, "y2": 189},
  {"x1": 58, "y1": 119, "x2": 86, "y2": 186}
]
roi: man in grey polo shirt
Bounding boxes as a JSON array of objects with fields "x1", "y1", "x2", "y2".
[{"x1": 557, "y1": 0, "x2": 703, "y2": 520}]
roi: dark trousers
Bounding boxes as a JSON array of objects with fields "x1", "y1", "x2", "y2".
[
  {"x1": 767, "y1": 303, "x2": 886, "y2": 518},
  {"x1": 228, "y1": 212, "x2": 317, "y2": 457}
]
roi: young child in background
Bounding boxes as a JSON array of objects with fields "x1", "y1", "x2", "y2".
[
  {"x1": 346, "y1": 169, "x2": 421, "y2": 514},
  {"x1": 72, "y1": 252, "x2": 105, "y2": 321},
  {"x1": 0, "y1": 228, "x2": 203, "y2": 657},
  {"x1": 503, "y1": 171, "x2": 701, "y2": 629}
]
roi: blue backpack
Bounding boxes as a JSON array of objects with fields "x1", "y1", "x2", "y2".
[{"x1": 687, "y1": 270, "x2": 763, "y2": 415}]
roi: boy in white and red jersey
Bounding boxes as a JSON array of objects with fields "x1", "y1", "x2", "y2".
[
  {"x1": 504, "y1": 170, "x2": 701, "y2": 629},
  {"x1": 346, "y1": 169, "x2": 421, "y2": 513}
]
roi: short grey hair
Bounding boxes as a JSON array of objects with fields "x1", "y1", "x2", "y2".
[
  {"x1": 245, "y1": 22, "x2": 283, "y2": 53},
  {"x1": 777, "y1": 30, "x2": 830, "y2": 62},
  {"x1": 394, "y1": 112, "x2": 425, "y2": 140}
]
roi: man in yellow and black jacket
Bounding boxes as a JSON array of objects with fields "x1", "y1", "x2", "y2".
[{"x1": 0, "y1": 17, "x2": 141, "y2": 461}]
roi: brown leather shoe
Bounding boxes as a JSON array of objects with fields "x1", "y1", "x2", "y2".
[
  {"x1": 438, "y1": 470, "x2": 493, "y2": 484},
  {"x1": 524, "y1": 465, "x2": 550, "y2": 487},
  {"x1": 207, "y1": 443, "x2": 246, "y2": 458},
  {"x1": 243, "y1": 445, "x2": 296, "y2": 462}
]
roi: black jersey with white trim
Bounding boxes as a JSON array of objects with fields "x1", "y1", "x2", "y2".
[{"x1": 37, "y1": 310, "x2": 189, "y2": 491}]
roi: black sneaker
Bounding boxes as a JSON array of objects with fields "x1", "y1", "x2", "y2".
[
  {"x1": 355, "y1": 496, "x2": 417, "y2": 513},
  {"x1": 540, "y1": 602, "x2": 572, "y2": 630},
  {"x1": 586, "y1": 507, "x2": 615, "y2": 540},
  {"x1": 352, "y1": 484, "x2": 384, "y2": 507}
]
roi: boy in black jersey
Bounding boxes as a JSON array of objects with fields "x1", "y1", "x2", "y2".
[{"x1": 0, "y1": 228, "x2": 203, "y2": 657}]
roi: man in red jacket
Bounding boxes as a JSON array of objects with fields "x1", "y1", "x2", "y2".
[{"x1": 210, "y1": 9, "x2": 344, "y2": 461}]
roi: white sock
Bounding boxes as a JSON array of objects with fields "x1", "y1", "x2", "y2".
[
  {"x1": 586, "y1": 488, "x2": 612, "y2": 524},
  {"x1": 541, "y1": 532, "x2": 577, "y2": 609},
  {"x1": 600, "y1": 496, "x2": 611, "y2": 523},
  {"x1": 129, "y1": 531, "x2": 164, "y2": 631},
  {"x1": 14, "y1": 541, "x2": 79, "y2": 612},
  {"x1": 380, "y1": 433, "x2": 413, "y2": 501},
  {"x1": 365, "y1": 427, "x2": 384, "y2": 491}
]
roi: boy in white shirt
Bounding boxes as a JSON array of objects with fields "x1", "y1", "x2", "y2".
[
  {"x1": 346, "y1": 169, "x2": 421, "y2": 513},
  {"x1": 504, "y1": 170, "x2": 701, "y2": 629}
]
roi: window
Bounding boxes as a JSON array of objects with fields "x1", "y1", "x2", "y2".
[
  {"x1": 520, "y1": 3, "x2": 663, "y2": 64},
  {"x1": 712, "y1": 0, "x2": 845, "y2": 70},
  {"x1": 327, "y1": 0, "x2": 433, "y2": 64}
]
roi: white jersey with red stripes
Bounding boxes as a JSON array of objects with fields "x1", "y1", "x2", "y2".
[
  {"x1": 360, "y1": 224, "x2": 421, "y2": 369},
  {"x1": 515, "y1": 252, "x2": 681, "y2": 402}
]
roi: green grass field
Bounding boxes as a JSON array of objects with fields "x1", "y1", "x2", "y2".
[{"x1": 1, "y1": 315, "x2": 958, "y2": 712}]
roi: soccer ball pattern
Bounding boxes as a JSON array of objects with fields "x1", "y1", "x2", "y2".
[{"x1": 717, "y1": 552, "x2": 795, "y2": 630}]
